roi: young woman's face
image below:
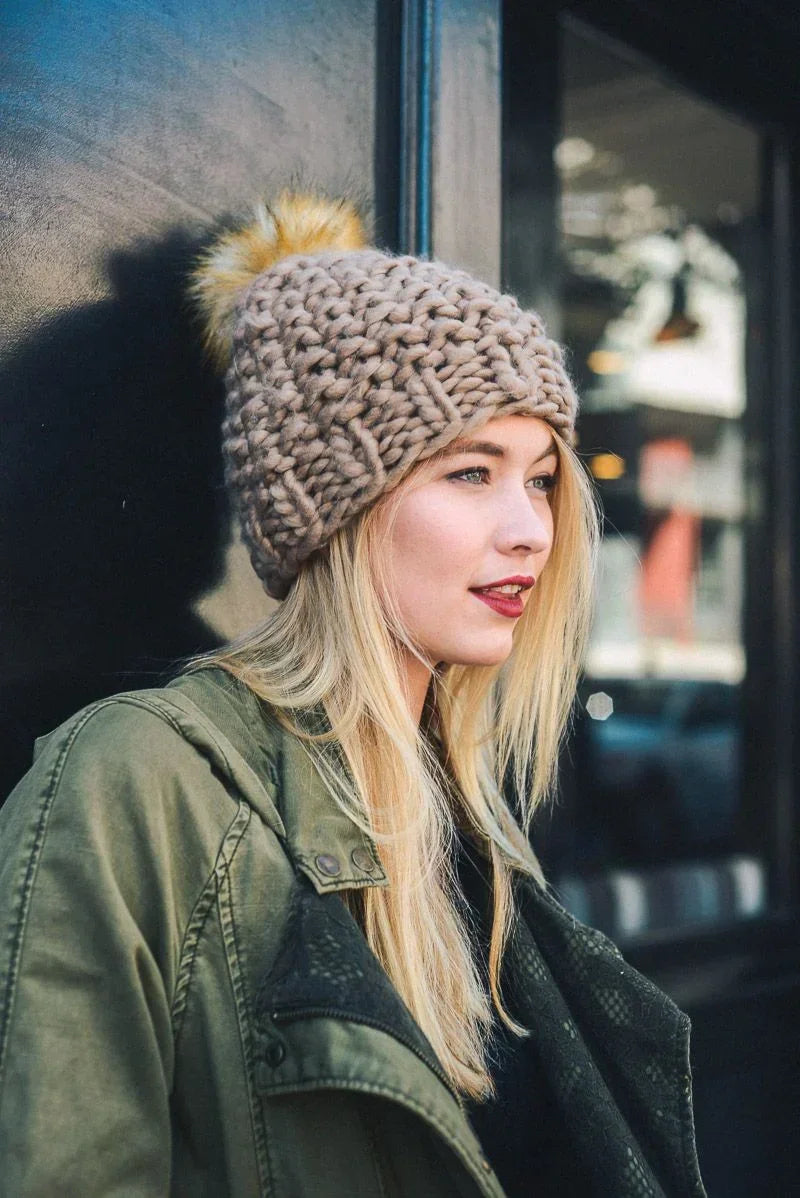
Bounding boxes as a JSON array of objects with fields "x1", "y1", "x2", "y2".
[{"x1": 380, "y1": 414, "x2": 559, "y2": 669}]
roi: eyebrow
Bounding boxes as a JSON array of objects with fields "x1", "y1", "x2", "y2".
[{"x1": 437, "y1": 438, "x2": 558, "y2": 465}]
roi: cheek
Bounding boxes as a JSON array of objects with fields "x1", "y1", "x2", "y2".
[
  {"x1": 391, "y1": 494, "x2": 465, "y2": 567},
  {"x1": 385, "y1": 492, "x2": 474, "y2": 607}
]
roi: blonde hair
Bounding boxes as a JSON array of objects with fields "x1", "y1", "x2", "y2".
[{"x1": 190, "y1": 432, "x2": 599, "y2": 1099}]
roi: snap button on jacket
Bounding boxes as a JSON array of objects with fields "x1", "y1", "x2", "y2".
[{"x1": 0, "y1": 668, "x2": 706, "y2": 1196}]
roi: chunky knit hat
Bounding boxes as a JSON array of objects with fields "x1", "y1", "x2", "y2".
[{"x1": 192, "y1": 192, "x2": 578, "y2": 599}]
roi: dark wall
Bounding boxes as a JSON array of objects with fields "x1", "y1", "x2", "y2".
[{"x1": 1, "y1": 0, "x2": 379, "y2": 799}]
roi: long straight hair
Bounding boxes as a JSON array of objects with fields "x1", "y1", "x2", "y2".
[{"x1": 189, "y1": 432, "x2": 599, "y2": 1098}]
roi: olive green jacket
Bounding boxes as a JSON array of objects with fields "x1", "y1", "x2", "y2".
[{"x1": 0, "y1": 668, "x2": 706, "y2": 1196}]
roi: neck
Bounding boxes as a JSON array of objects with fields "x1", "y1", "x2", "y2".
[{"x1": 398, "y1": 646, "x2": 434, "y2": 726}]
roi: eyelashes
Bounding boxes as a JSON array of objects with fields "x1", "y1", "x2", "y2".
[
  {"x1": 446, "y1": 466, "x2": 489, "y2": 484},
  {"x1": 446, "y1": 465, "x2": 558, "y2": 493}
]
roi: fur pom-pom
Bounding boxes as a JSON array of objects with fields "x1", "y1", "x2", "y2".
[{"x1": 191, "y1": 190, "x2": 368, "y2": 366}]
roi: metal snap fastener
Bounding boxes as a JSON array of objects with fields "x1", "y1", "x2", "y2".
[
  {"x1": 351, "y1": 847, "x2": 377, "y2": 873},
  {"x1": 315, "y1": 853, "x2": 341, "y2": 877},
  {"x1": 480, "y1": 1155, "x2": 492, "y2": 1172},
  {"x1": 265, "y1": 1040, "x2": 285, "y2": 1067}
]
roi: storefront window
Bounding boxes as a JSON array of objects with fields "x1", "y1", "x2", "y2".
[{"x1": 542, "y1": 21, "x2": 767, "y2": 942}]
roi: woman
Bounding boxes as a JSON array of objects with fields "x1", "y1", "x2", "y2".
[{"x1": 0, "y1": 193, "x2": 705, "y2": 1196}]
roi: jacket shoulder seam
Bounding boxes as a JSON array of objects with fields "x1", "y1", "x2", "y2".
[
  {"x1": 215, "y1": 817, "x2": 275, "y2": 1192},
  {"x1": 170, "y1": 800, "x2": 253, "y2": 1045},
  {"x1": 130, "y1": 692, "x2": 284, "y2": 838},
  {"x1": 111, "y1": 694, "x2": 247, "y2": 783}
]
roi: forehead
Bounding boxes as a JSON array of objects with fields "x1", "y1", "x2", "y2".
[{"x1": 434, "y1": 415, "x2": 558, "y2": 460}]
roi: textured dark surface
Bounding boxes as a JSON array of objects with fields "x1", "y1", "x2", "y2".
[{"x1": 0, "y1": 0, "x2": 378, "y2": 801}]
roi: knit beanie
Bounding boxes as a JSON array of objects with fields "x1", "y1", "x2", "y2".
[{"x1": 192, "y1": 192, "x2": 578, "y2": 599}]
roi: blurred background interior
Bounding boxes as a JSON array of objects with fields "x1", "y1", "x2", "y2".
[{"x1": 2, "y1": 1, "x2": 799, "y2": 1193}]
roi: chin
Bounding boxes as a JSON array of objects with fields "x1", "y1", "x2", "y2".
[{"x1": 440, "y1": 638, "x2": 515, "y2": 669}]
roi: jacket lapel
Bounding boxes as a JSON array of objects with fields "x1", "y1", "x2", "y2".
[
  {"x1": 255, "y1": 874, "x2": 455, "y2": 1099},
  {"x1": 275, "y1": 711, "x2": 390, "y2": 895},
  {"x1": 251, "y1": 874, "x2": 505, "y2": 1197}
]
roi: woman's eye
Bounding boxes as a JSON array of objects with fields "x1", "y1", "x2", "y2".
[
  {"x1": 528, "y1": 473, "x2": 558, "y2": 494},
  {"x1": 447, "y1": 467, "x2": 558, "y2": 491},
  {"x1": 448, "y1": 466, "x2": 489, "y2": 484}
]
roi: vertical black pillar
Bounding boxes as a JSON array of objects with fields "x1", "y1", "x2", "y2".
[{"x1": 502, "y1": 0, "x2": 562, "y2": 332}]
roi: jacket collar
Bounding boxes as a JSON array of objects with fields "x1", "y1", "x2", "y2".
[
  {"x1": 274, "y1": 707, "x2": 389, "y2": 895},
  {"x1": 169, "y1": 668, "x2": 388, "y2": 896}
]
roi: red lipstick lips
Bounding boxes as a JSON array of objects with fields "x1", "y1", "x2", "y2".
[{"x1": 469, "y1": 575, "x2": 535, "y2": 619}]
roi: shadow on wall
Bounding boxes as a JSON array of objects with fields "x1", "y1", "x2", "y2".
[{"x1": 1, "y1": 229, "x2": 229, "y2": 801}]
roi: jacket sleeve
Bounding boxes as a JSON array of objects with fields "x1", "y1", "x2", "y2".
[{"x1": 0, "y1": 698, "x2": 226, "y2": 1197}]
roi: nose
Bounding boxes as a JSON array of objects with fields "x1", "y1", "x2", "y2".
[{"x1": 494, "y1": 488, "x2": 553, "y2": 557}]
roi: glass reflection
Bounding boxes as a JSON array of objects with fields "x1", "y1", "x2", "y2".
[{"x1": 546, "y1": 22, "x2": 766, "y2": 941}]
